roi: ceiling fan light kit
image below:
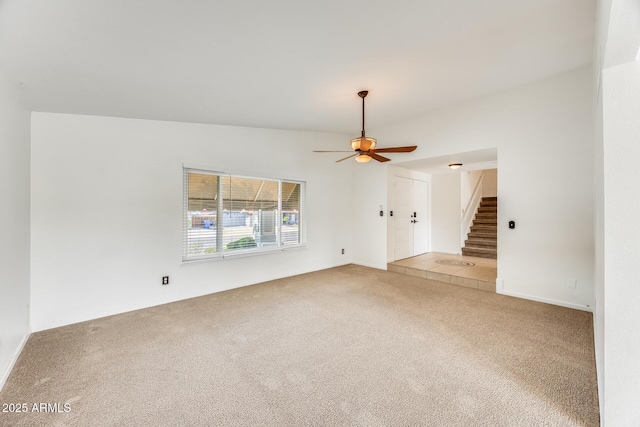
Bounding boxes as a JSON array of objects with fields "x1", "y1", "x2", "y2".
[
  {"x1": 355, "y1": 153, "x2": 372, "y2": 163},
  {"x1": 313, "y1": 89, "x2": 417, "y2": 163}
]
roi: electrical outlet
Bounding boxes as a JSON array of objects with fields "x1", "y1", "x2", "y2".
[
  {"x1": 162, "y1": 276, "x2": 169, "y2": 285},
  {"x1": 567, "y1": 279, "x2": 577, "y2": 289},
  {"x1": 341, "y1": 249, "x2": 345, "y2": 255}
]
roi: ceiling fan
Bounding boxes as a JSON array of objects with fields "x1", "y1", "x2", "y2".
[{"x1": 314, "y1": 90, "x2": 417, "y2": 163}]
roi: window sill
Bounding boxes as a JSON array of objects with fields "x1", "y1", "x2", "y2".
[{"x1": 181, "y1": 244, "x2": 307, "y2": 265}]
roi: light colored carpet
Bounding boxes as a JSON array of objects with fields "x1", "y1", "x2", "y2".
[{"x1": 0, "y1": 264, "x2": 599, "y2": 426}]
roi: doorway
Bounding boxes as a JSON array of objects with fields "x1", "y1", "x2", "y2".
[{"x1": 394, "y1": 176, "x2": 429, "y2": 260}]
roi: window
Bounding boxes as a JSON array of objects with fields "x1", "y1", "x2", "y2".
[{"x1": 183, "y1": 168, "x2": 305, "y2": 261}]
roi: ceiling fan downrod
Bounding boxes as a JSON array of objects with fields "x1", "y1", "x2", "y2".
[{"x1": 358, "y1": 90, "x2": 368, "y2": 138}]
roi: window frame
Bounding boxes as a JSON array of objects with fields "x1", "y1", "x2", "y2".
[{"x1": 182, "y1": 167, "x2": 306, "y2": 263}]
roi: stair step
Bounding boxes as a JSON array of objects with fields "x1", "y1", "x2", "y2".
[
  {"x1": 461, "y1": 247, "x2": 497, "y2": 259},
  {"x1": 477, "y1": 206, "x2": 497, "y2": 212},
  {"x1": 473, "y1": 217, "x2": 497, "y2": 224},
  {"x1": 471, "y1": 222, "x2": 496, "y2": 227},
  {"x1": 468, "y1": 232, "x2": 497, "y2": 240},
  {"x1": 482, "y1": 197, "x2": 498, "y2": 202},
  {"x1": 470, "y1": 225, "x2": 497, "y2": 233},
  {"x1": 476, "y1": 213, "x2": 497, "y2": 219},
  {"x1": 465, "y1": 239, "x2": 497, "y2": 248},
  {"x1": 466, "y1": 235, "x2": 497, "y2": 242}
]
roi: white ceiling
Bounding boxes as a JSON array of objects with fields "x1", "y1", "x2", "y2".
[
  {"x1": 0, "y1": 0, "x2": 594, "y2": 135},
  {"x1": 394, "y1": 148, "x2": 498, "y2": 174}
]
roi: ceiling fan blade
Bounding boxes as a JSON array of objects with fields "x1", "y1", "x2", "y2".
[
  {"x1": 313, "y1": 150, "x2": 354, "y2": 153},
  {"x1": 336, "y1": 153, "x2": 358, "y2": 162},
  {"x1": 369, "y1": 152, "x2": 391, "y2": 162},
  {"x1": 371, "y1": 146, "x2": 417, "y2": 153}
]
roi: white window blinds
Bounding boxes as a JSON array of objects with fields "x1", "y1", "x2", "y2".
[{"x1": 183, "y1": 168, "x2": 305, "y2": 261}]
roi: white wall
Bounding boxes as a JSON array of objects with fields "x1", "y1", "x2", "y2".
[
  {"x1": 430, "y1": 173, "x2": 461, "y2": 254},
  {"x1": 482, "y1": 169, "x2": 498, "y2": 197},
  {"x1": 602, "y1": 57, "x2": 640, "y2": 427},
  {"x1": 0, "y1": 70, "x2": 31, "y2": 389},
  {"x1": 596, "y1": 0, "x2": 640, "y2": 423},
  {"x1": 30, "y1": 113, "x2": 354, "y2": 331},
  {"x1": 361, "y1": 66, "x2": 594, "y2": 311},
  {"x1": 460, "y1": 170, "x2": 482, "y2": 212},
  {"x1": 593, "y1": 1, "x2": 607, "y2": 418}
]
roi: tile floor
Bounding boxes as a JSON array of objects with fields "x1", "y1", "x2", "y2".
[{"x1": 387, "y1": 252, "x2": 497, "y2": 292}]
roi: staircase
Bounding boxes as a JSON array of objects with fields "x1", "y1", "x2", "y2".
[{"x1": 462, "y1": 197, "x2": 497, "y2": 259}]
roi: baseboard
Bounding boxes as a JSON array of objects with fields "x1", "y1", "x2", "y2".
[
  {"x1": 0, "y1": 330, "x2": 30, "y2": 392},
  {"x1": 497, "y1": 289, "x2": 592, "y2": 312}
]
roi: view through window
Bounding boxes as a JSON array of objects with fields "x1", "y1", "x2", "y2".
[{"x1": 184, "y1": 169, "x2": 304, "y2": 260}]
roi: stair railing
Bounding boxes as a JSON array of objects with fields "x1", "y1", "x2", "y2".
[{"x1": 460, "y1": 174, "x2": 484, "y2": 248}]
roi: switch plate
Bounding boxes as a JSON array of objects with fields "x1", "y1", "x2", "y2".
[
  {"x1": 567, "y1": 279, "x2": 577, "y2": 289},
  {"x1": 162, "y1": 276, "x2": 169, "y2": 285}
]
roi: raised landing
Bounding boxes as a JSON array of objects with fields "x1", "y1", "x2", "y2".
[{"x1": 388, "y1": 252, "x2": 497, "y2": 292}]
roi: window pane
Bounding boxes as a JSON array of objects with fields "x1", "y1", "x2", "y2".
[
  {"x1": 282, "y1": 182, "x2": 301, "y2": 246},
  {"x1": 222, "y1": 176, "x2": 279, "y2": 251},
  {"x1": 184, "y1": 168, "x2": 305, "y2": 261},
  {"x1": 187, "y1": 173, "x2": 218, "y2": 256}
]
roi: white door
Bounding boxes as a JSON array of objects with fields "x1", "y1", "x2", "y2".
[
  {"x1": 394, "y1": 177, "x2": 413, "y2": 260},
  {"x1": 394, "y1": 177, "x2": 430, "y2": 260},
  {"x1": 413, "y1": 179, "x2": 429, "y2": 255}
]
